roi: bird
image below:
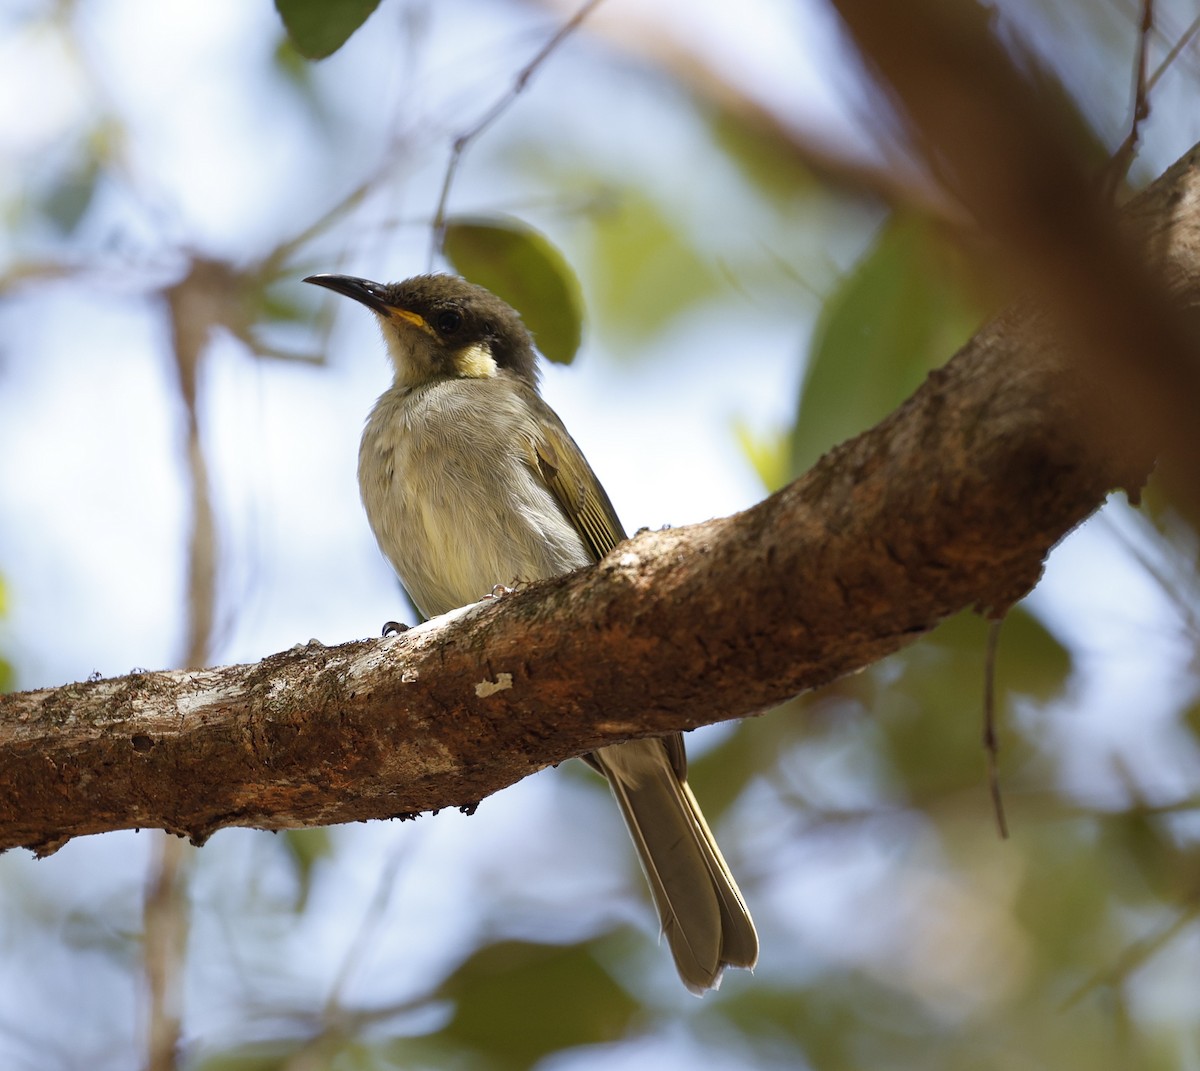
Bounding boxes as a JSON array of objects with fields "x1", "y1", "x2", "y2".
[{"x1": 304, "y1": 270, "x2": 758, "y2": 993}]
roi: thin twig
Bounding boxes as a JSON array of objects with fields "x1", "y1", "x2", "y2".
[
  {"x1": 324, "y1": 840, "x2": 413, "y2": 1014},
  {"x1": 1103, "y1": 0, "x2": 1155, "y2": 199},
  {"x1": 427, "y1": 0, "x2": 606, "y2": 267},
  {"x1": 1060, "y1": 901, "x2": 1200, "y2": 1009},
  {"x1": 1145, "y1": 13, "x2": 1200, "y2": 95},
  {"x1": 260, "y1": 163, "x2": 396, "y2": 283},
  {"x1": 1100, "y1": 507, "x2": 1200, "y2": 644},
  {"x1": 983, "y1": 618, "x2": 1009, "y2": 839}
]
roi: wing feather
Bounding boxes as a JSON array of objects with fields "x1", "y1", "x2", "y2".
[{"x1": 522, "y1": 392, "x2": 626, "y2": 563}]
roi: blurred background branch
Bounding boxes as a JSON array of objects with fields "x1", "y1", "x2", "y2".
[{"x1": 1, "y1": 1, "x2": 1200, "y2": 1069}]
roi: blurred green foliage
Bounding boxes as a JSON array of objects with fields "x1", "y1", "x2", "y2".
[
  {"x1": 3, "y1": 1, "x2": 1200, "y2": 1070},
  {"x1": 789, "y1": 213, "x2": 987, "y2": 476},
  {"x1": 279, "y1": 828, "x2": 333, "y2": 912},
  {"x1": 875, "y1": 608, "x2": 1063, "y2": 801},
  {"x1": 40, "y1": 155, "x2": 100, "y2": 236},
  {"x1": 575, "y1": 184, "x2": 723, "y2": 347},
  {"x1": 703, "y1": 101, "x2": 819, "y2": 207},
  {"x1": 432, "y1": 939, "x2": 640, "y2": 1069}
]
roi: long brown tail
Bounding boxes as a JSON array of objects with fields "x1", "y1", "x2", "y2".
[{"x1": 587, "y1": 736, "x2": 758, "y2": 994}]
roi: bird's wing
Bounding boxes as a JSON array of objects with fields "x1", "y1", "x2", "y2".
[{"x1": 523, "y1": 392, "x2": 627, "y2": 563}]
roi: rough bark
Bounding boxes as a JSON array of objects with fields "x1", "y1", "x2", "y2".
[{"x1": 1, "y1": 143, "x2": 1198, "y2": 858}]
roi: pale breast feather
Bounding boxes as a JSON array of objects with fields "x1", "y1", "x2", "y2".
[{"x1": 358, "y1": 378, "x2": 591, "y2": 618}]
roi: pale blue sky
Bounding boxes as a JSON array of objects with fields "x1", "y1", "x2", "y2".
[{"x1": 1, "y1": 1, "x2": 1198, "y2": 1068}]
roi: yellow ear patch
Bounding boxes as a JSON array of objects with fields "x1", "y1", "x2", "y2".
[{"x1": 453, "y1": 341, "x2": 498, "y2": 379}]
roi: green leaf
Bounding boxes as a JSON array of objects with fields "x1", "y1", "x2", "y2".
[
  {"x1": 443, "y1": 216, "x2": 584, "y2": 365},
  {"x1": 274, "y1": 0, "x2": 381, "y2": 60},
  {"x1": 991, "y1": 604, "x2": 1072, "y2": 702},
  {"x1": 435, "y1": 939, "x2": 637, "y2": 1069},
  {"x1": 41, "y1": 158, "x2": 100, "y2": 236},
  {"x1": 1184, "y1": 697, "x2": 1200, "y2": 742},
  {"x1": 732, "y1": 417, "x2": 790, "y2": 493},
  {"x1": 718, "y1": 979, "x2": 910, "y2": 1066},
  {"x1": 583, "y1": 186, "x2": 719, "y2": 345},
  {"x1": 789, "y1": 214, "x2": 984, "y2": 478},
  {"x1": 279, "y1": 828, "x2": 332, "y2": 911},
  {"x1": 701, "y1": 97, "x2": 815, "y2": 204}
]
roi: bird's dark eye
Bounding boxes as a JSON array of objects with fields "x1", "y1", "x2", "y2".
[{"x1": 435, "y1": 309, "x2": 463, "y2": 334}]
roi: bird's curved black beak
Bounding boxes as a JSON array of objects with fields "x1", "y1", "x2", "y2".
[{"x1": 304, "y1": 273, "x2": 391, "y2": 315}]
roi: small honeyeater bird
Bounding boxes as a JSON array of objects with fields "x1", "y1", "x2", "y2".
[{"x1": 305, "y1": 271, "x2": 757, "y2": 993}]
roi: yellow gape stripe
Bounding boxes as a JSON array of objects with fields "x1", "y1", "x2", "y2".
[
  {"x1": 454, "y1": 341, "x2": 498, "y2": 379},
  {"x1": 385, "y1": 306, "x2": 437, "y2": 337}
]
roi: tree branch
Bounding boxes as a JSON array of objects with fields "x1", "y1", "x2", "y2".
[{"x1": 2, "y1": 144, "x2": 1198, "y2": 858}]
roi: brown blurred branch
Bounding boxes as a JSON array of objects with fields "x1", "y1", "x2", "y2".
[
  {"x1": 534, "y1": 0, "x2": 959, "y2": 219},
  {"x1": 1, "y1": 141, "x2": 1198, "y2": 857},
  {"x1": 154, "y1": 251, "x2": 230, "y2": 1071},
  {"x1": 143, "y1": 834, "x2": 189, "y2": 1071},
  {"x1": 165, "y1": 263, "x2": 221, "y2": 672},
  {"x1": 831, "y1": 0, "x2": 1200, "y2": 494}
]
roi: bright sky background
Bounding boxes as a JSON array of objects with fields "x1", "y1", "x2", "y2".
[{"x1": 1, "y1": 1, "x2": 1199, "y2": 1068}]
